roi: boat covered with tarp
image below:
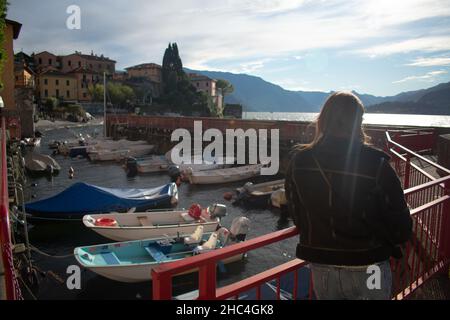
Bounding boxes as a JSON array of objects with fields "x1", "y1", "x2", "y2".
[{"x1": 25, "y1": 182, "x2": 178, "y2": 221}]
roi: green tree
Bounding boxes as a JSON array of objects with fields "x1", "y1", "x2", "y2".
[
  {"x1": 44, "y1": 97, "x2": 59, "y2": 113},
  {"x1": 216, "y1": 79, "x2": 234, "y2": 107},
  {"x1": 88, "y1": 84, "x2": 104, "y2": 102}
]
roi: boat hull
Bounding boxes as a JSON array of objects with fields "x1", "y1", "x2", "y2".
[
  {"x1": 77, "y1": 253, "x2": 244, "y2": 283},
  {"x1": 187, "y1": 165, "x2": 262, "y2": 185}
]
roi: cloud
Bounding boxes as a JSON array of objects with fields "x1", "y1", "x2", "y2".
[
  {"x1": 355, "y1": 36, "x2": 450, "y2": 58},
  {"x1": 392, "y1": 70, "x2": 448, "y2": 83},
  {"x1": 406, "y1": 56, "x2": 450, "y2": 67},
  {"x1": 8, "y1": 0, "x2": 450, "y2": 71}
]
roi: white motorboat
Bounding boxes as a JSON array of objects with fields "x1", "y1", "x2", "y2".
[
  {"x1": 75, "y1": 217, "x2": 250, "y2": 283},
  {"x1": 83, "y1": 204, "x2": 227, "y2": 241}
]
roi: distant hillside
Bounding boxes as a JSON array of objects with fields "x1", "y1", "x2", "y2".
[
  {"x1": 186, "y1": 68, "x2": 450, "y2": 115},
  {"x1": 367, "y1": 82, "x2": 450, "y2": 115}
]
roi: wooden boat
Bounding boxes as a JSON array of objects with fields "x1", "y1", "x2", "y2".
[
  {"x1": 83, "y1": 203, "x2": 227, "y2": 241},
  {"x1": 89, "y1": 144, "x2": 155, "y2": 162},
  {"x1": 24, "y1": 152, "x2": 61, "y2": 175},
  {"x1": 25, "y1": 182, "x2": 178, "y2": 221},
  {"x1": 185, "y1": 164, "x2": 262, "y2": 185},
  {"x1": 234, "y1": 179, "x2": 285, "y2": 208},
  {"x1": 74, "y1": 217, "x2": 250, "y2": 283}
]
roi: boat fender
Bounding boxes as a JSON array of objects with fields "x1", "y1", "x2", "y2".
[
  {"x1": 94, "y1": 218, "x2": 118, "y2": 227},
  {"x1": 194, "y1": 232, "x2": 218, "y2": 254},
  {"x1": 184, "y1": 225, "x2": 204, "y2": 245},
  {"x1": 223, "y1": 192, "x2": 233, "y2": 201},
  {"x1": 188, "y1": 204, "x2": 202, "y2": 220}
]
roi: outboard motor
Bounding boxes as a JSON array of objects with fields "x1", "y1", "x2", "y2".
[
  {"x1": 230, "y1": 217, "x2": 251, "y2": 242},
  {"x1": 168, "y1": 165, "x2": 181, "y2": 182},
  {"x1": 208, "y1": 204, "x2": 227, "y2": 219},
  {"x1": 125, "y1": 157, "x2": 138, "y2": 177}
]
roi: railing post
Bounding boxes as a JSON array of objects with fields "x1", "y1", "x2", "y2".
[
  {"x1": 151, "y1": 269, "x2": 172, "y2": 300},
  {"x1": 198, "y1": 262, "x2": 217, "y2": 300},
  {"x1": 438, "y1": 179, "x2": 450, "y2": 269},
  {"x1": 404, "y1": 154, "x2": 411, "y2": 190}
]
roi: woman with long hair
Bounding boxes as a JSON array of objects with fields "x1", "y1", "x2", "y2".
[{"x1": 285, "y1": 91, "x2": 412, "y2": 300}]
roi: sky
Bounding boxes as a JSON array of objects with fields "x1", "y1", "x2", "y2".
[{"x1": 7, "y1": 0, "x2": 450, "y2": 96}]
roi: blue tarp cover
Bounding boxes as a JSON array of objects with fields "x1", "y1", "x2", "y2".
[{"x1": 25, "y1": 182, "x2": 175, "y2": 217}]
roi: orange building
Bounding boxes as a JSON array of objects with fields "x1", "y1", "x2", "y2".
[
  {"x1": 125, "y1": 63, "x2": 162, "y2": 83},
  {"x1": 59, "y1": 51, "x2": 115, "y2": 74}
]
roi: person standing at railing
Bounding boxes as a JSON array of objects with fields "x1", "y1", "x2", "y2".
[{"x1": 285, "y1": 92, "x2": 412, "y2": 300}]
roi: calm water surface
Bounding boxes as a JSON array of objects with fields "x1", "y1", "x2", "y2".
[{"x1": 244, "y1": 112, "x2": 450, "y2": 128}]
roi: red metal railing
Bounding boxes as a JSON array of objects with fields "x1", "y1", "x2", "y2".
[
  {"x1": 0, "y1": 116, "x2": 22, "y2": 300},
  {"x1": 152, "y1": 128, "x2": 449, "y2": 300},
  {"x1": 386, "y1": 131, "x2": 450, "y2": 299}
]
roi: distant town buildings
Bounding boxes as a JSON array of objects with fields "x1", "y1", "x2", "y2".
[{"x1": 29, "y1": 50, "x2": 115, "y2": 102}]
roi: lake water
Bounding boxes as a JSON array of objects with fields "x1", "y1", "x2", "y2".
[
  {"x1": 243, "y1": 112, "x2": 450, "y2": 128},
  {"x1": 23, "y1": 125, "x2": 296, "y2": 300}
]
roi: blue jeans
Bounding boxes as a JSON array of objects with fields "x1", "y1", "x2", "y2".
[{"x1": 310, "y1": 260, "x2": 392, "y2": 300}]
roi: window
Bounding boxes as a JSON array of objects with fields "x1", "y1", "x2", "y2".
[
  {"x1": 49, "y1": 58, "x2": 52, "y2": 65},
  {"x1": 44, "y1": 78, "x2": 48, "y2": 85},
  {"x1": 66, "y1": 80, "x2": 70, "y2": 86},
  {"x1": 197, "y1": 82, "x2": 199, "y2": 87},
  {"x1": 78, "y1": 61, "x2": 81, "y2": 67},
  {"x1": 15, "y1": 76, "x2": 19, "y2": 81},
  {"x1": 55, "y1": 79, "x2": 59, "y2": 86},
  {"x1": 56, "y1": 89, "x2": 59, "y2": 97},
  {"x1": 83, "y1": 92, "x2": 87, "y2": 98},
  {"x1": 68, "y1": 60, "x2": 72, "y2": 66},
  {"x1": 44, "y1": 89, "x2": 48, "y2": 97},
  {"x1": 206, "y1": 82, "x2": 209, "y2": 87},
  {"x1": 66, "y1": 91, "x2": 70, "y2": 98},
  {"x1": 38, "y1": 58, "x2": 42, "y2": 64}
]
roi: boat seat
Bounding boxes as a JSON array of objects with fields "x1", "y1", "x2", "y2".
[
  {"x1": 102, "y1": 252, "x2": 120, "y2": 265},
  {"x1": 145, "y1": 245, "x2": 168, "y2": 263},
  {"x1": 137, "y1": 216, "x2": 152, "y2": 226}
]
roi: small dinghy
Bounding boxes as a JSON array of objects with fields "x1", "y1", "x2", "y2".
[
  {"x1": 234, "y1": 179, "x2": 285, "y2": 208},
  {"x1": 74, "y1": 217, "x2": 250, "y2": 283},
  {"x1": 24, "y1": 152, "x2": 61, "y2": 175},
  {"x1": 25, "y1": 182, "x2": 178, "y2": 221},
  {"x1": 185, "y1": 164, "x2": 262, "y2": 185},
  {"x1": 83, "y1": 203, "x2": 227, "y2": 241}
]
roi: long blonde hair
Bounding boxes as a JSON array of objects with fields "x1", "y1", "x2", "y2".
[{"x1": 300, "y1": 91, "x2": 370, "y2": 150}]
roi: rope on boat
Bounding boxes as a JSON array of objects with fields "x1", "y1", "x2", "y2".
[{"x1": 29, "y1": 245, "x2": 73, "y2": 259}]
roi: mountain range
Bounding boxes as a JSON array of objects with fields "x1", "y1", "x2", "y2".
[{"x1": 185, "y1": 68, "x2": 450, "y2": 115}]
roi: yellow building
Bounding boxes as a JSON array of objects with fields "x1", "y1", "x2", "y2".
[
  {"x1": 68, "y1": 66, "x2": 102, "y2": 102},
  {"x1": 36, "y1": 69, "x2": 77, "y2": 101}
]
